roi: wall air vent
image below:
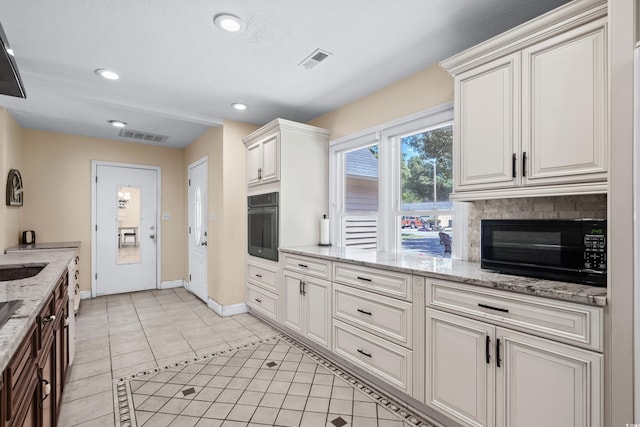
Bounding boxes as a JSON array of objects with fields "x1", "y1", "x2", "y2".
[
  {"x1": 299, "y1": 48, "x2": 332, "y2": 70},
  {"x1": 119, "y1": 129, "x2": 168, "y2": 144}
]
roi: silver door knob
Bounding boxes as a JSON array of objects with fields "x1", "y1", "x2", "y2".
[
  {"x1": 201, "y1": 241, "x2": 207, "y2": 246},
  {"x1": 150, "y1": 234, "x2": 156, "y2": 239}
]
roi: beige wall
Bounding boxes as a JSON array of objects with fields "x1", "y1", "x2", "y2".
[
  {"x1": 309, "y1": 64, "x2": 453, "y2": 139},
  {"x1": 0, "y1": 110, "x2": 23, "y2": 250},
  {"x1": 184, "y1": 121, "x2": 258, "y2": 306},
  {"x1": 22, "y1": 129, "x2": 187, "y2": 292}
]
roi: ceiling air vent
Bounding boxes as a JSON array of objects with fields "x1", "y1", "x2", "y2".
[
  {"x1": 299, "y1": 48, "x2": 332, "y2": 70},
  {"x1": 119, "y1": 129, "x2": 168, "y2": 144}
]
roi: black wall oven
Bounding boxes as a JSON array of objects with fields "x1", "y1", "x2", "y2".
[
  {"x1": 248, "y1": 192, "x2": 279, "y2": 262},
  {"x1": 481, "y1": 219, "x2": 606, "y2": 286}
]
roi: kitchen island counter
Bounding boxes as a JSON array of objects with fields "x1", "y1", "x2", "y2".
[{"x1": 0, "y1": 249, "x2": 77, "y2": 372}]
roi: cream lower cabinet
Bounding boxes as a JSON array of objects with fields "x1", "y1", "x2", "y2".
[
  {"x1": 426, "y1": 308, "x2": 603, "y2": 427},
  {"x1": 283, "y1": 270, "x2": 331, "y2": 349}
]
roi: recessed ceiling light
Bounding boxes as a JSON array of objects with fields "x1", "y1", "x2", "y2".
[
  {"x1": 232, "y1": 103, "x2": 248, "y2": 111},
  {"x1": 6, "y1": 48, "x2": 14, "y2": 57},
  {"x1": 214, "y1": 14, "x2": 245, "y2": 33},
  {"x1": 108, "y1": 120, "x2": 127, "y2": 128},
  {"x1": 95, "y1": 68, "x2": 120, "y2": 80}
]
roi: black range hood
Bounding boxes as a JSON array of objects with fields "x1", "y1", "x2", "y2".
[{"x1": 0, "y1": 22, "x2": 25, "y2": 98}]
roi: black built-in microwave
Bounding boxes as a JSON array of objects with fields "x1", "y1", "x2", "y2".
[{"x1": 481, "y1": 219, "x2": 606, "y2": 286}]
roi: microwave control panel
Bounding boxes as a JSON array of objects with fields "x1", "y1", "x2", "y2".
[{"x1": 584, "y1": 234, "x2": 606, "y2": 271}]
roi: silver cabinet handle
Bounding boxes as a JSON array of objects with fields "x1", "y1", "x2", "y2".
[
  {"x1": 42, "y1": 314, "x2": 56, "y2": 324},
  {"x1": 150, "y1": 234, "x2": 156, "y2": 239}
]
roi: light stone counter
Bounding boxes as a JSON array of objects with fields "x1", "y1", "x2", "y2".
[
  {"x1": 281, "y1": 246, "x2": 607, "y2": 307},
  {"x1": 0, "y1": 249, "x2": 77, "y2": 372}
]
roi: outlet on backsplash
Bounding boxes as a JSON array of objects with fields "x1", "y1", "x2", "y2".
[{"x1": 467, "y1": 194, "x2": 607, "y2": 262}]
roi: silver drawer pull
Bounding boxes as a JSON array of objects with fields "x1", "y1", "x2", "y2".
[
  {"x1": 478, "y1": 303, "x2": 509, "y2": 313},
  {"x1": 357, "y1": 349, "x2": 372, "y2": 358},
  {"x1": 357, "y1": 309, "x2": 372, "y2": 316},
  {"x1": 298, "y1": 263, "x2": 308, "y2": 268},
  {"x1": 356, "y1": 276, "x2": 372, "y2": 282},
  {"x1": 42, "y1": 314, "x2": 56, "y2": 324},
  {"x1": 254, "y1": 298, "x2": 262, "y2": 303},
  {"x1": 255, "y1": 274, "x2": 262, "y2": 278}
]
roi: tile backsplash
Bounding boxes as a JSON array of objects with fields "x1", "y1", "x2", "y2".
[{"x1": 467, "y1": 194, "x2": 607, "y2": 261}]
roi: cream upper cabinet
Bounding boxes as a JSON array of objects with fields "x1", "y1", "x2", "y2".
[
  {"x1": 442, "y1": 0, "x2": 608, "y2": 200},
  {"x1": 454, "y1": 53, "x2": 520, "y2": 191},
  {"x1": 246, "y1": 132, "x2": 279, "y2": 186},
  {"x1": 522, "y1": 18, "x2": 607, "y2": 186}
]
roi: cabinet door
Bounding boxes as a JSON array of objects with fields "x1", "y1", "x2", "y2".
[
  {"x1": 425, "y1": 309, "x2": 494, "y2": 427},
  {"x1": 246, "y1": 141, "x2": 262, "y2": 186},
  {"x1": 39, "y1": 340, "x2": 56, "y2": 427},
  {"x1": 260, "y1": 133, "x2": 279, "y2": 183},
  {"x1": 495, "y1": 328, "x2": 602, "y2": 427},
  {"x1": 282, "y1": 272, "x2": 303, "y2": 334},
  {"x1": 522, "y1": 18, "x2": 607, "y2": 186},
  {"x1": 303, "y1": 277, "x2": 331, "y2": 349},
  {"x1": 454, "y1": 53, "x2": 520, "y2": 192}
]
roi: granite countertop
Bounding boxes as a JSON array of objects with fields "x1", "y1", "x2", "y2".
[
  {"x1": 0, "y1": 249, "x2": 77, "y2": 373},
  {"x1": 281, "y1": 246, "x2": 607, "y2": 307},
  {"x1": 5, "y1": 241, "x2": 81, "y2": 252}
]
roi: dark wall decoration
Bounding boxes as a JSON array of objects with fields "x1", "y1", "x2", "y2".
[{"x1": 6, "y1": 169, "x2": 23, "y2": 206}]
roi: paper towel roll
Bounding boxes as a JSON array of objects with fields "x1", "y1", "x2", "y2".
[{"x1": 319, "y1": 217, "x2": 330, "y2": 245}]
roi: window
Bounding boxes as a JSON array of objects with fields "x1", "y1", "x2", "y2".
[
  {"x1": 330, "y1": 103, "x2": 455, "y2": 257},
  {"x1": 399, "y1": 124, "x2": 453, "y2": 257}
]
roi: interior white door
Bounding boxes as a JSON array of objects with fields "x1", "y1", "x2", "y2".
[
  {"x1": 188, "y1": 158, "x2": 208, "y2": 302},
  {"x1": 95, "y1": 164, "x2": 158, "y2": 296}
]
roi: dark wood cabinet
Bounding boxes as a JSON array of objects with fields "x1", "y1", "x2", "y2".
[{"x1": 4, "y1": 273, "x2": 69, "y2": 427}]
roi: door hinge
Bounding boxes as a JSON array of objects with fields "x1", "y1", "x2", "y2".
[
  {"x1": 188, "y1": 226, "x2": 191, "y2": 234},
  {"x1": 95, "y1": 176, "x2": 98, "y2": 183},
  {"x1": 189, "y1": 274, "x2": 192, "y2": 281},
  {"x1": 188, "y1": 179, "x2": 191, "y2": 186},
  {"x1": 95, "y1": 273, "x2": 97, "y2": 280},
  {"x1": 95, "y1": 225, "x2": 98, "y2": 231}
]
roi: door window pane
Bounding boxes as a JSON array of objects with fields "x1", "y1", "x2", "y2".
[
  {"x1": 117, "y1": 186, "x2": 141, "y2": 264},
  {"x1": 399, "y1": 124, "x2": 453, "y2": 257},
  {"x1": 194, "y1": 185, "x2": 202, "y2": 244}
]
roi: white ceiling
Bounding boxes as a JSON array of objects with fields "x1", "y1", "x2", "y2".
[{"x1": 0, "y1": 0, "x2": 571, "y2": 148}]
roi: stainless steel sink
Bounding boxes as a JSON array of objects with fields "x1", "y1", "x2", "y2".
[
  {"x1": 0, "y1": 263, "x2": 46, "y2": 281},
  {"x1": 0, "y1": 300, "x2": 22, "y2": 329}
]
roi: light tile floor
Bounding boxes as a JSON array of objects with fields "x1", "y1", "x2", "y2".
[
  {"x1": 59, "y1": 288, "x2": 432, "y2": 427},
  {"x1": 59, "y1": 287, "x2": 279, "y2": 426}
]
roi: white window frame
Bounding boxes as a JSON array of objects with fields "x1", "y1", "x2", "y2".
[{"x1": 329, "y1": 102, "x2": 466, "y2": 258}]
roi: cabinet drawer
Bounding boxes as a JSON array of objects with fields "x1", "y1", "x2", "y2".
[
  {"x1": 426, "y1": 279, "x2": 603, "y2": 352},
  {"x1": 5, "y1": 324, "x2": 36, "y2": 422},
  {"x1": 334, "y1": 263, "x2": 411, "y2": 301},
  {"x1": 247, "y1": 284, "x2": 278, "y2": 321},
  {"x1": 333, "y1": 320, "x2": 412, "y2": 394},
  {"x1": 283, "y1": 254, "x2": 331, "y2": 280},
  {"x1": 333, "y1": 284, "x2": 412, "y2": 348},
  {"x1": 247, "y1": 263, "x2": 278, "y2": 294},
  {"x1": 37, "y1": 294, "x2": 56, "y2": 350}
]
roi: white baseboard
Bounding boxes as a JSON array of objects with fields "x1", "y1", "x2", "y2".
[
  {"x1": 79, "y1": 291, "x2": 92, "y2": 300},
  {"x1": 159, "y1": 280, "x2": 185, "y2": 289},
  {"x1": 207, "y1": 298, "x2": 248, "y2": 317}
]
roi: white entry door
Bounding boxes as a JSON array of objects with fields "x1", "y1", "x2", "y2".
[
  {"x1": 94, "y1": 163, "x2": 159, "y2": 296},
  {"x1": 188, "y1": 157, "x2": 208, "y2": 302}
]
